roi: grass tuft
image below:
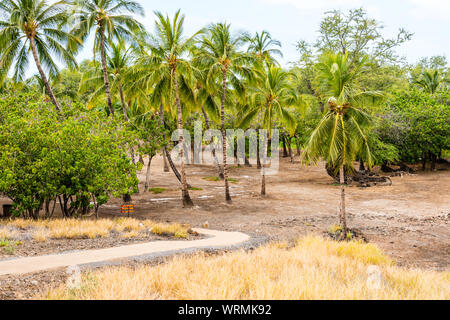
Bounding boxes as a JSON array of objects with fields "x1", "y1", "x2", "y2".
[
  {"x1": 203, "y1": 176, "x2": 220, "y2": 182},
  {"x1": 148, "y1": 187, "x2": 168, "y2": 194},
  {"x1": 188, "y1": 187, "x2": 203, "y2": 191}
]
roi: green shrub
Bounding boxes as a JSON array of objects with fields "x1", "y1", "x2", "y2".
[{"x1": 0, "y1": 93, "x2": 139, "y2": 218}]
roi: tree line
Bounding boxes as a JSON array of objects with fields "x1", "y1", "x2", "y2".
[{"x1": 0, "y1": 1, "x2": 448, "y2": 232}]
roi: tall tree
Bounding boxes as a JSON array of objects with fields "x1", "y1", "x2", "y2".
[
  {"x1": 80, "y1": 39, "x2": 134, "y2": 119},
  {"x1": 302, "y1": 52, "x2": 376, "y2": 233},
  {"x1": 246, "y1": 30, "x2": 282, "y2": 67},
  {"x1": 195, "y1": 22, "x2": 254, "y2": 203},
  {"x1": 414, "y1": 70, "x2": 445, "y2": 95},
  {"x1": 132, "y1": 10, "x2": 200, "y2": 207},
  {"x1": 0, "y1": 0, "x2": 79, "y2": 112},
  {"x1": 69, "y1": 0, "x2": 144, "y2": 115},
  {"x1": 314, "y1": 8, "x2": 412, "y2": 64},
  {"x1": 240, "y1": 66, "x2": 299, "y2": 196}
]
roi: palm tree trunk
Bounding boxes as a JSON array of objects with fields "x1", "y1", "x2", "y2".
[
  {"x1": 100, "y1": 28, "x2": 114, "y2": 115},
  {"x1": 261, "y1": 132, "x2": 268, "y2": 196},
  {"x1": 201, "y1": 105, "x2": 224, "y2": 179},
  {"x1": 162, "y1": 151, "x2": 170, "y2": 172},
  {"x1": 29, "y1": 37, "x2": 62, "y2": 113},
  {"x1": 287, "y1": 136, "x2": 294, "y2": 163},
  {"x1": 221, "y1": 69, "x2": 232, "y2": 203},
  {"x1": 339, "y1": 165, "x2": 347, "y2": 232},
  {"x1": 118, "y1": 80, "x2": 128, "y2": 121},
  {"x1": 256, "y1": 130, "x2": 262, "y2": 169},
  {"x1": 359, "y1": 159, "x2": 365, "y2": 172},
  {"x1": 296, "y1": 137, "x2": 301, "y2": 156},
  {"x1": 173, "y1": 68, "x2": 193, "y2": 207},
  {"x1": 282, "y1": 134, "x2": 288, "y2": 157},
  {"x1": 158, "y1": 101, "x2": 170, "y2": 172},
  {"x1": 144, "y1": 156, "x2": 153, "y2": 191}
]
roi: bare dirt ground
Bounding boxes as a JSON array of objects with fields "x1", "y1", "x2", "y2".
[
  {"x1": 0, "y1": 154, "x2": 449, "y2": 300},
  {"x1": 102, "y1": 154, "x2": 449, "y2": 271}
]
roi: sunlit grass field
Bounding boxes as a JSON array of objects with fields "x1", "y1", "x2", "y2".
[
  {"x1": 42, "y1": 236, "x2": 450, "y2": 300},
  {"x1": 0, "y1": 218, "x2": 190, "y2": 241}
]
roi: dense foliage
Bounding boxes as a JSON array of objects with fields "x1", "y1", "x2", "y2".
[
  {"x1": 378, "y1": 90, "x2": 449, "y2": 168},
  {"x1": 0, "y1": 94, "x2": 139, "y2": 218}
]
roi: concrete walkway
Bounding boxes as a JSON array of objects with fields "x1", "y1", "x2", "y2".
[{"x1": 0, "y1": 228, "x2": 250, "y2": 276}]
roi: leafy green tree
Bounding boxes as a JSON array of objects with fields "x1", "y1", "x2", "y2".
[
  {"x1": 0, "y1": 93, "x2": 138, "y2": 219},
  {"x1": 131, "y1": 110, "x2": 166, "y2": 191},
  {"x1": 0, "y1": 0, "x2": 79, "y2": 112},
  {"x1": 313, "y1": 8, "x2": 412, "y2": 64},
  {"x1": 195, "y1": 22, "x2": 254, "y2": 203},
  {"x1": 378, "y1": 89, "x2": 449, "y2": 170},
  {"x1": 69, "y1": 0, "x2": 144, "y2": 115},
  {"x1": 302, "y1": 52, "x2": 375, "y2": 232}
]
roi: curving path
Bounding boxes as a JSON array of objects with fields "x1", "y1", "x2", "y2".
[{"x1": 0, "y1": 228, "x2": 250, "y2": 276}]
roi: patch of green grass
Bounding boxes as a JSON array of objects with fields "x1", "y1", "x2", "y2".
[
  {"x1": 189, "y1": 187, "x2": 203, "y2": 191},
  {"x1": 203, "y1": 176, "x2": 220, "y2": 182},
  {"x1": 332, "y1": 183, "x2": 341, "y2": 187},
  {"x1": 148, "y1": 188, "x2": 168, "y2": 194},
  {"x1": 228, "y1": 178, "x2": 239, "y2": 184},
  {"x1": 0, "y1": 238, "x2": 22, "y2": 255}
]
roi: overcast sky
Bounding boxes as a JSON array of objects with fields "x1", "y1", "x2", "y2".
[{"x1": 29, "y1": 0, "x2": 450, "y2": 76}]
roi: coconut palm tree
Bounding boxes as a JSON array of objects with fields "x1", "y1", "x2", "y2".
[
  {"x1": 302, "y1": 52, "x2": 376, "y2": 233},
  {"x1": 194, "y1": 22, "x2": 254, "y2": 203},
  {"x1": 0, "y1": 0, "x2": 79, "y2": 112},
  {"x1": 246, "y1": 30, "x2": 283, "y2": 67},
  {"x1": 189, "y1": 55, "x2": 224, "y2": 179},
  {"x1": 80, "y1": 39, "x2": 134, "y2": 120},
  {"x1": 240, "y1": 66, "x2": 299, "y2": 196},
  {"x1": 69, "y1": 0, "x2": 144, "y2": 115},
  {"x1": 414, "y1": 70, "x2": 444, "y2": 95},
  {"x1": 128, "y1": 10, "x2": 200, "y2": 207}
]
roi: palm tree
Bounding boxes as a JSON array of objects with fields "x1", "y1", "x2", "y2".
[
  {"x1": 246, "y1": 30, "x2": 283, "y2": 67},
  {"x1": 240, "y1": 66, "x2": 299, "y2": 196},
  {"x1": 130, "y1": 10, "x2": 200, "y2": 207},
  {"x1": 0, "y1": 0, "x2": 79, "y2": 112},
  {"x1": 302, "y1": 52, "x2": 376, "y2": 233},
  {"x1": 195, "y1": 23, "x2": 254, "y2": 203},
  {"x1": 190, "y1": 56, "x2": 224, "y2": 179},
  {"x1": 80, "y1": 39, "x2": 134, "y2": 120},
  {"x1": 414, "y1": 70, "x2": 444, "y2": 95},
  {"x1": 69, "y1": 0, "x2": 144, "y2": 115}
]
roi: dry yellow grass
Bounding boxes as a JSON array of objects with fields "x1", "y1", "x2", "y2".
[
  {"x1": 42, "y1": 237, "x2": 450, "y2": 300},
  {"x1": 0, "y1": 227, "x2": 18, "y2": 240},
  {"x1": 33, "y1": 228, "x2": 50, "y2": 242},
  {"x1": 0, "y1": 218, "x2": 190, "y2": 241}
]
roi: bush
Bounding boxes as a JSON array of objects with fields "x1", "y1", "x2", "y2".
[
  {"x1": 377, "y1": 89, "x2": 450, "y2": 166},
  {"x1": 0, "y1": 93, "x2": 139, "y2": 218}
]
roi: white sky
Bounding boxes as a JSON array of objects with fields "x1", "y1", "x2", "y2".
[{"x1": 26, "y1": 0, "x2": 450, "y2": 76}]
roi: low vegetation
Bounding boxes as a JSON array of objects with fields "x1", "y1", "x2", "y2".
[
  {"x1": 0, "y1": 238, "x2": 22, "y2": 255},
  {"x1": 41, "y1": 236, "x2": 449, "y2": 300},
  {"x1": 0, "y1": 218, "x2": 191, "y2": 242},
  {"x1": 148, "y1": 188, "x2": 168, "y2": 194}
]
